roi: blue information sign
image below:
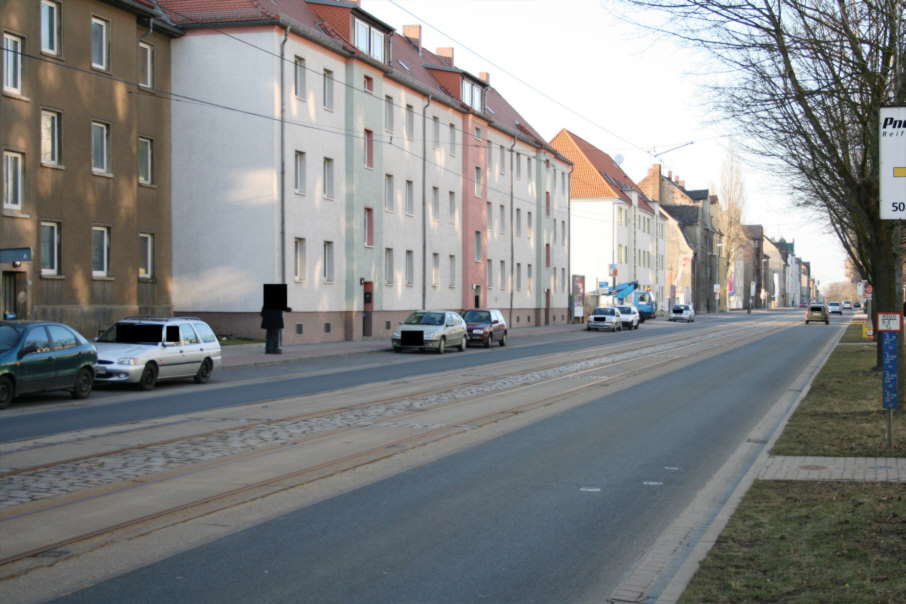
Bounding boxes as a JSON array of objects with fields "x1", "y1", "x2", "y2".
[{"x1": 882, "y1": 331, "x2": 898, "y2": 409}]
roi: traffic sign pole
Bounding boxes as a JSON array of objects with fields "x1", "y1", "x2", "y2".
[{"x1": 878, "y1": 312, "x2": 902, "y2": 449}]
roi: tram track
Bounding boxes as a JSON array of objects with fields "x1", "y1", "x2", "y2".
[{"x1": 0, "y1": 316, "x2": 793, "y2": 577}]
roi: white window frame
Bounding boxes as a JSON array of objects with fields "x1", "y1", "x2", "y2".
[
  {"x1": 91, "y1": 226, "x2": 110, "y2": 278},
  {"x1": 91, "y1": 121, "x2": 109, "y2": 173},
  {"x1": 406, "y1": 250, "x2": 414, "y2": 286},
  {"x1": 500, "y1": 260, "x2": 506, "y2": 292},
  {"x1": 91, "y1": 17, "x2": 109, "y2": 70},
  {"x1": 384, "y1": 174, "x2": 394, "y2": 212},
  {"x1": 353, "y1": 18, "x2": 385, "y2": 63},
  {"x1": 41, "y1": 110, "x2": 61, "y2": 165},
  {"x1": 294, "y1": 56, "x2": 306, "y2": 99},
  {"x1": 384, "y1": 248, "x2": 394, "y2": 284},
  {"x1": 3, "y1": 151, "x2": 24, "y2": 210},
  {"x1": 294, "y1": 238, "x2": 307, "y2": 281},
  {"x1": 138, "y1": 232, "x2": 153, "y2": 279},
  {"x1": 138, "y1": 137, "x2": 153, "y2": 184},
  {"x1": 41, "y1": 1, "x2": 60, "y2": 55},
  {"x1": 405, "y1": 180, "x2": 414, "y2": 215},
  {"x1": 448, "y1": 123, "x2": 456, "y2": 156},
  {"x1": 363, "y1": 207, "x2": 374, "y2": 247},
  {"x1": 432, "y1": 116, "x2": 440, "y2": 149},
  {"x1": 431, "y1": 186, "x2": 439, "y2": 220},
  {"x1": 499, "y1": 204, "x2": 505, "y2": 234},
  {"x1": 384, "y1": 96, "x2": 394, "y2": 132},
  {"x1": 323, "y1": 69, "x2": 334, "y2": 110},
  {"x1": 323, "y1": 241, "x2": 334, "y2": 282},
  {"x1": 364, "y1": 129, "x2": 374, "y2": 169},
  {"x1": 475, "y1": 231, "x2": 481, "y2": 262},
  {"x1": 432, "y1": 253, "x2": 440, "y2": 287},
  {"x1": 406, "y1": 105, "x2": 414, "y2": 140},
  {"x1": 3, "y1": 33, "x2": 23, "y2": 94},
  {"x1": 487, "y1": 259, "x2": 493, "y2": 289},
  {"x1": 474, "y1": 167, "x2": 482, "y2": 197},
  {"x1": 448, "y1": 191, "x2": 456, "y2": 224},
  {"x1": 138, "y1": 41, "x2": 153, "y2": 88},
  {"x1": 294, "y1": 151, "x2": 306, "y2": 194},
  {"x1": 449, "y1": 255, "x2": 456, "y2": 287},
  {"x1": 323, "y1": 157, "x2": 334, "y2": 199},
  {"x1": 40, "y1": 221, "x2": 60, "y2": 276}
]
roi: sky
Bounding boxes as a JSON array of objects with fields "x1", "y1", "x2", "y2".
[{"x1": 365, "y1": 0, "x2": 848, "y2": 288}]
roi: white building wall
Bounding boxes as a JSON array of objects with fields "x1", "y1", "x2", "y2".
[{"x1": 570, "y1": 198, "x2": 616, "y2": 293}]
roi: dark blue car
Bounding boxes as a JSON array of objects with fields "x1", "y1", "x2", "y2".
[{"x1": 0, "y1": 321, "x2": 97, "y2": 409}]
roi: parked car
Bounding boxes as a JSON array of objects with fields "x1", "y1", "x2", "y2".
[
  {"x1": 669, "y1": 304, "x2": 695, "y2": 322},
  {"x1": 828, "y1": 301, "x2": 842, "y2": 314},
  {"x1": 462, "y1": 309, "x2": 507, "y2": 347},
  {"x1": 94, "y1": 316, "x2": 222, "y2": 390},
  {"x1": 843, "y1": 300, "x2": 853, "y2": 310},
  {"x1": 615, "y1": 305, "x2": 640, "y2": 330},
  {"x1": 587, "y1": 307, "x2": 622, "y2": 332},
  {"x1": 0, "y1": 320, "x2": 97, "y2": 409},
  {"x1": 854, "y1": 302, "x2": 862, "y2": 309},
  {"x1": 805, "y1": 304, "x2": 830, "y2": 325},
  {"x1": 392, "y1": 310, "x2": 467, "y2": 353}
]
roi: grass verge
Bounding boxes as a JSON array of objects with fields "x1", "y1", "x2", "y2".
[{"x1": 680, "y1": 320, "x2": 906, "y2": 602}]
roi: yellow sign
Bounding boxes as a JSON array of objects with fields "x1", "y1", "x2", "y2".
[
  {"x1": 896, "y1": 167, "x2": 906, "y2": 177},
  {"x1": 863, "y1": 321, "x2": 874, "y2": 339}
]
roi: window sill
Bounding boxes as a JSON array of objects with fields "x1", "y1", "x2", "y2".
[
  {"x1": 138, "y1": 277, "x2": 156, "y2": 283},
  {"x1": 2, "y1": 89, "x2": 30, "y2": 102},
  {"x1": 92, "y1": 170, "x2": 113, "y2": 179},
  {"x1": 92, "y1": 275, "x2": 114, "y2": 281},
  {"x1": 138, "y1": 181, "x2": 157, "y2": 190},
  {"x1": 2, "y1": 209, "x2": 29, "y2": 218},
  {"x1": 41, "y1": 161, "x2": 65, "y2": 170},
  {"x1": 40, "y1": 273, "x2": 65, "y2": 280}
]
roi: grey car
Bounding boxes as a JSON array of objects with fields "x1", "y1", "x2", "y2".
[
  {"x1": 587, "y1": 307, "x2": 622, "y2": 332},
  {"x1": 392, "y1": 310, "x2": 467, "y2": 353},
  {"x1": 94, "y1": 316, "x2": 222, "y2": 390}
]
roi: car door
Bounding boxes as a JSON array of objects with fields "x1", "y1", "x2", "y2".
[
  {"x1": 16, "y1": 326, "x2": 56, "y2": 394},
  {"x1": 174, "y1": 323, "x2": 204, "y2": 377},
  {"x1": 155, "y1": 324, "x2": 187, "y2": 379},
  {"x1": 46, "y1": 324, "x2": 86, "y2": 388}
]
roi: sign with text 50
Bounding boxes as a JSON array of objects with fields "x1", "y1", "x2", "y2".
[{"x1": 880, "y1": 106, "x2": 906, "y2": 220}]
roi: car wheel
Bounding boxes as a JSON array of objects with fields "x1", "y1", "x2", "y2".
[
  {"x1": 393, "y1": 345, "x2": 402, "y2": 352},
  {"x1": 0, "y1": 375, "x2": 13, "y2": 409},
  {"x1": 70, "y1": 367, "x2": 94, "y2": 399},
  {"x1": 825, "y1": 320, "x2": 829, "y2": 325},
  {"x1": 805, "y1": 320, "x2": 809, "y2": 324},
  {"x1": 634, "y1": 321, "x2": 639, "y2": 330},
  {"x1": 499, "y1": 332, "x2": 507, "y2": 346},
  {"x1": 437, "y1": 337, "x2": 446, "y2": 354},
  {"x1": 194, "y1": 358, "x2": 214, "y2": 384},
  {"x1": 138, "y1": 363, "x2": 158, "y2": 391},
  {"x1": 586, "y1": 325, "x2": 591, "y2": 331},
  {"x1": 459, "y1": 336, "x2": 467, "y2": 352},
  {"x1": 485, "y1": 336, "x2": 491, "y2": 348}
]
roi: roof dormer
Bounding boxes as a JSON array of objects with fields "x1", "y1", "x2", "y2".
[
  {"x1": 307, "y1": 1, "x2": 392, "y2": 65},
  {"x1": 353, "y1": 13, "x2": 390, "y2": 64},
  {"x1": 461, "y1": 75, "x2": 486, "y2": 112}
]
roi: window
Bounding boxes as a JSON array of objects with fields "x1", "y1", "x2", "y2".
[
  {"x1": 449, "y1": 191, "x2": 456, "y2": 224},
  {"x1": 385, "y1": 96, "x2": 393, "y2": 132},
  {"x1": 91, "y1": 122, "x2": 109, "y2": 173},
  {"x1": 384, "y1": 248, "x2": 393, "y2": 284},
  {"x1": 546, "y1": 191, "x2": 551, "y2": 216},
  {"x1": 487, "y1": 259, "x2": 493, "y2": 288},
  {"x1": 353, "y1": 18, "x2": 385, "y2": 63},
  {"x1": 364, "y1": 129, "x2": 374, "y2": 168},
  {"x1": 41, "y1": 1, "x2": 60, "y2": 55},
  {"x1": 294, "y1": 238, "x2": 307, "y2": 281},
  {"x1": 138, "y1": 41, "x2": 152, "y2": 87},
  {"x1": 384, "y1": 174, "x2": 394, "y2": 211},
  {"x1": 433, "y1": 116, "x2": 440, "y2": 148},
  {"x1": 499, "y1": 205, "x2": 505, "y2": 234},
  {"x1": 294, "y1": 151, "x2": 306, "y2": 193},
  {"x1": 499, "y1": 145, "x2": 506, "y2": 174},
  {"x1": 562, "y1": 220, "x2": 566, "y2": 245},
  {"x1": 322, "y1": 241, "x2": 334, "y2": 282},
  {"x1": 461, "y1": 79, "x2": 483, "y2": 111},
  {"x1": 474, "y1": 167, "x2": 482, "y2": 197},
  {"x1": 449, "y1": 255, "x2": 456, "y2": 287},
  {"x1": 91, "y1": 17, "x2": 109, "y2": 70},
  {"x1": 475, "y1": 231, "x2": 481, "y2": 261},
  {"x1": 486, "y1": 202, "x2": 492, "y2": 232},
  {"x1": 449, "y1": 123, "x2": 456, "y2": 156},
  {"x1": 516, "y1": 209, "x2": 522, "y2": 237},
  {"x1": 405, "y1": 104, "x2": 414, "y2": 139},
  {"x1": 40, "y1": 221, "x2": 60, "y2": 276},
  {"x1": 516, "y1": 263, "x2": 522, "y2": 291},
  {"x1": 405, "y1": 180, "x2": 414, "y2": 215},
  {"x1": 364, "y1": 207, "x2": 374, "y2": 246},
  {"x1": 3, "y1": 151, "x2": 23, "y2": 210},
  {"x1": 294, "y1": 57, "x2": 306, "y2": 98},
  {"x1": 323, "y1": 157, "x2": 334, "y2": 198},
  {"x1": 138, "y1": 137, "x2": 153, "y2": 184},
  {"x1": 528, "y1": 264, "x2": 533, "y2": 292},
  {"x1": 500, "y1": 260, "x2": 506, "y2": 291},
  {"x1": 527, "y1": 211, "x2": 533, "y2": 240},
  {"x1": 3, "y1": 34, "x2": 23, "y2": 94},
  {"x1": 139, "y1": 233, "x2": 153, "y2": 279},
  {"x1": 474, "y1": 126, "x2": 482, "y2": 140},
  {"x1": 323, "y1": 69, "x2": 334, "y2": 110},
  {"x1": 432, "y1": 253, "x2": 440, "y2": 286},
  {"x1": 545, "y1": 243, "x2": 551, "y2": 268},
  {"x1": 363, "y1": 75, "x2": 374, "y2": 92},
  {"x1": 405, "y1": 250, "x2": 414, "y2": 285},
  {"x1": 516, "y1": 153, "x2": 522, "y2": 180},
  {"x1": 41, "y1": 110, "x2": 61, "y2": 165},
  {"x1": 92, "y1": 226, "x2": 110, "y2": 277},
  {"x1": 431, "y1": 187, "x2": 439, "y2": 220}
]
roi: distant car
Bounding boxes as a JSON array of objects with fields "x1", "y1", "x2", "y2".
[
  {"x1": 843, "y1": 300, "x2": 853, "y2": 310},
  {"x1": 587, "y1": 307, "x2": 622, "y2": 332},
  {"x1": 392, "y1": 310, "x2": 467, "y2": 353},
  {"x1": 0, "y1": 320, "x2": 97, "y2": 409},
  {"x1": 615, "y1": 305, "x2": 640, "y2": 330},
  {"x1": 95, "y1": 316, "x2": 222, "y2": 390},
  {"x1": 854, "y1": 302, "x2": 862, "y2": 309},
  {"x1": 669, "y1": 304, "x2": 695, "y2": 322},
  {"x1": 828, "y1": 302, "x2": 842, "y2": 314},
  {"x1": 799, "y1": 302, "x2": 809, "y2": 308},
  {"x1": 462, "y1": 309, "x2": 507, "y2": 347},
  {"x1": 805, "y1": 304, "x2": 830, "y2": 325}
]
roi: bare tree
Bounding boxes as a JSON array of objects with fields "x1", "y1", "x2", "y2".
[
  {"x1": 719, "y1": 148, "x2": 750, "y2": 269},
  {"x1": 619, "y1": 0, "x2": 904, "y2": 367}
]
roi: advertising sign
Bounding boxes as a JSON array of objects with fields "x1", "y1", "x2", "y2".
[
  {"x1": 880, "y1": 106, "x2": 906, "y2": 219},
  {"x1": 572, "y1": 275, "x2": 585, "y2": 319}
]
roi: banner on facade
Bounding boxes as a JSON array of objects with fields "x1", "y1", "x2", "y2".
[
  {"x1": 572, "y1": 275, "x2": 586, "y2": 319},
  {"x1": 728, "y1": 270, "x2": 735, "y2": 297}
]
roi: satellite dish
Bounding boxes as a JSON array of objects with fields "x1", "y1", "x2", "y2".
[{"x1": 614, "y1": 153, "x2": 624, "y2": 165}]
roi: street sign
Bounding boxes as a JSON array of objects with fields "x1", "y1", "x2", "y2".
[
  {"x1": 877, "y1": 312, "x2": 902, "y2": 332},
  {"x1": 880, "y1": 106, "x2": 906, "y2": 219}
]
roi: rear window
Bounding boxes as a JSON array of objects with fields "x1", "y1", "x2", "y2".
[
  {"x1": 98, "y1": 323, "x2": 164, "y2": 344},
  {"x1": 593, "y1": 308, "x2": 615, "y2": 316},
  {"x1": 809, "y1": 305, "x2": 825, "y2": 312}
]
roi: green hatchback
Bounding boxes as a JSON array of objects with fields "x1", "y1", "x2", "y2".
[
  {"x1": 0, "y1": 321, "x2": 97, "y2": 409},
  {"x1": 805, "y1": 304, "x2": 830, "y2": 325}
]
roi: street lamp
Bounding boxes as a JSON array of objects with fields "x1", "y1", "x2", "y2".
[{"x1": 715, "y1": 242, "x2": 723, "y2": 312}]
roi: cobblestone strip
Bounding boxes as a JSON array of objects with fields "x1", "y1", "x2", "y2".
[{"x1": 759, "y1": 456, "x2": 906, "y2": 481}]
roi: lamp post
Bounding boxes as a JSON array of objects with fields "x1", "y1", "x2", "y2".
[{"x1": 715, "y1": 242, "x2": 723, "y2": 312}]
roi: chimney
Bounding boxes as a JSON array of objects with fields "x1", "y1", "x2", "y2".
[
  {"x1": 403, "y1": 25, "x2": 421, "y2": 50},
  {"x1": 437, "y1": 47, "x2": 454, "y2": 66},
  {"x1": 667, "y1": 170, "x2": 673, "y2": 181},
  {"x1": 480, "y1": 72, "x2": 490, "y2": 84}
]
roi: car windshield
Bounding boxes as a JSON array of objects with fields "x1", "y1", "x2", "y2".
[
  {"x1": 617, "y1": 306, "x2": 632, "y2": 313},
  {"x1": 403, "y1": 312, "x2": 445, "y2": 326},
  {"x1": 0, "y1": 324, "x2": 24, "y2": 353},
  {"x1": 463, "y1": 310, "x2": 491, "y2": 323},
  {"x1": 593, "y1": 308, "x2": 615, "y2": 316},
  {"x1": 97, "y1": 323, "x2": 164, "y2": 344}
]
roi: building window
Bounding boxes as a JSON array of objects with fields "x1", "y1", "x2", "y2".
[
  {"x1": 364, "y1": 207, "x2": 374, "y2": 246},
  {"x1": 405, "y1": 180, "x2": 414, "y2": 215},
  {"x1": 516, "y1": 153, "x2": 522, "y2": 180},
  {"x1": 138, "y1": 41, "x2": 153, "y2": 88},
  {"x1": 449, "y1": 191, "x2": 456, "y2": 224},
  {"x1": 3, "y1": 34, "x2": 23, "y2": 94},
  {"x1": 461, "y1": 79, "x2": 483, "y2": 111},
  {"x1": 384, "y1": 174, "x2": 394, "y2": 211},
  {"x1": 40, "y1": 221, "x2": 60, "y2": 276},
  {"x1": 528, "y1": 264, "x2": 533, "y2": 292},
  {"x1": 406, "y1": 250, "x2": 414, "y2": 285},
  {"x1": 323, "y1": 69, "x2": 334, "y2": 110},
  {"x1": 139, "y1": 233, "x2": 153, "y2": 279},
  {"x1": 3, "y1": 151, "x2": 23, "y2": 210},
  {"x1": 353, "y1": 18, "x2": 385, "y2": 63},
  {"x1": 294, "y1": 151, "x2": 306, "y2": 193},
  {"x1": 92, "y1": 226, "x2": 110, "y2": 277},
  {"x1": 364, "y1": 129, "x2": 374, "y2": 168},
  {"x1": 384, "y1": 248, "x2": 393, "y2": 284},
  {"x1": 499, "y1": 145, "x2": 506, "y2": 174},
  {"x1": 41, "y1": 1, "x2": 60, "y2": 55},
  {"x1": 323, "y1": 157, "x2": 334, "y2": 198},
  {"x1": 546, "y1": 191, "x2": 551, "y2": 216},
  {"x1": 295, "y1": 238, "x2": 306, "y2": 281},
  {"x1": 432, "y1": 186, "x2": 439, "y2": 220},
  {"x1": 91, "y1": 122, "x2": 109, "y2": 173},
  {"x1": 384, "y1": 96, "x2": 394, "y2": 132},
  {"x1": 449, "y1": 255, "x2": 456, "y2": 287},
  {"x1": 41, "y1": 110, "x2": 61, "y2": 165},
  {"x1": 516, "y1": 263, "x2": 522, "y2": 291},
  {"x1": 433, "y1": 116, "x2": 440, "y2": 149},
  {"x1": 486, "y1": 202, "x2": 492, "y2": 232},
  {"x1": 323, "y1": 241, "x2": 334, "y2": 282},
  {"x1": 138, "y1": 137, "x2": 153, "y2": 184},
  {"x1": 487, "y1": 259, "x2": 493, "y2": 288},
  {"x1": 294, "y1": 57, "x2": 306, "y2": 98},
  {"x1": 475, "y1": 126, "x2": 482, "y2": 140},
  {"x1": 449, "y1": 123, "x2": 456, "y2": 156},
  {"x1": 500, "y1": 260, "x2": 506, "y2": 291},
  {"x1": 474, "y1": 167, "x2": 482, "y2": 197},
  {"x1": 405, "y1": 104, "x2": 415, "y2": 139},
  {"x1": 432, "y1": 253, "x2": 440, "y2": 286},
  {"x1": 475, "y1": 231, "x2": 481, "y2": 262},
  {"x1": 545, "y1": 243, "x2": 551, "y2": 268},
  {"x1": 91, "y1": 17, "x2": 109, "y2": 70},
  {"x1": 363, "y1": 74, "x2": 374, "y2": 93},
  {"x1": 527, "y1": 211, "x2": 533, "y2": 240},
  {"x1": 516, "y1": 208, "x2": 522, "y2": 237},
  {"x1": 499, "y1": 204, "x2": 505, "y2": 234}
]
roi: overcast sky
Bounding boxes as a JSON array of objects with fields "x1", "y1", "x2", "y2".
[{"x1": 366, "y1": 0, "x2": 848, "y2": 288}]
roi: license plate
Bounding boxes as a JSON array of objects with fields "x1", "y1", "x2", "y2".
[{"x1": 472, "y1": 329, "x2": 484, "y2": 334}]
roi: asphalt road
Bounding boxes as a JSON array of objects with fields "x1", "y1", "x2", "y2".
[{"x1": 50, "y1": 311, "x2": 841, "y2": 603}]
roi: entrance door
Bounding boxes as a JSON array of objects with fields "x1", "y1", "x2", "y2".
[
  {"x1": 473, "y1": 285, "x2": 481, "y2": 309},
  {"x1": 2, "y1": 272, "x2": 23, "y2": 319},
  {"x1": 363, "y1": 282, "x2": 373, "y2": 337}
]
